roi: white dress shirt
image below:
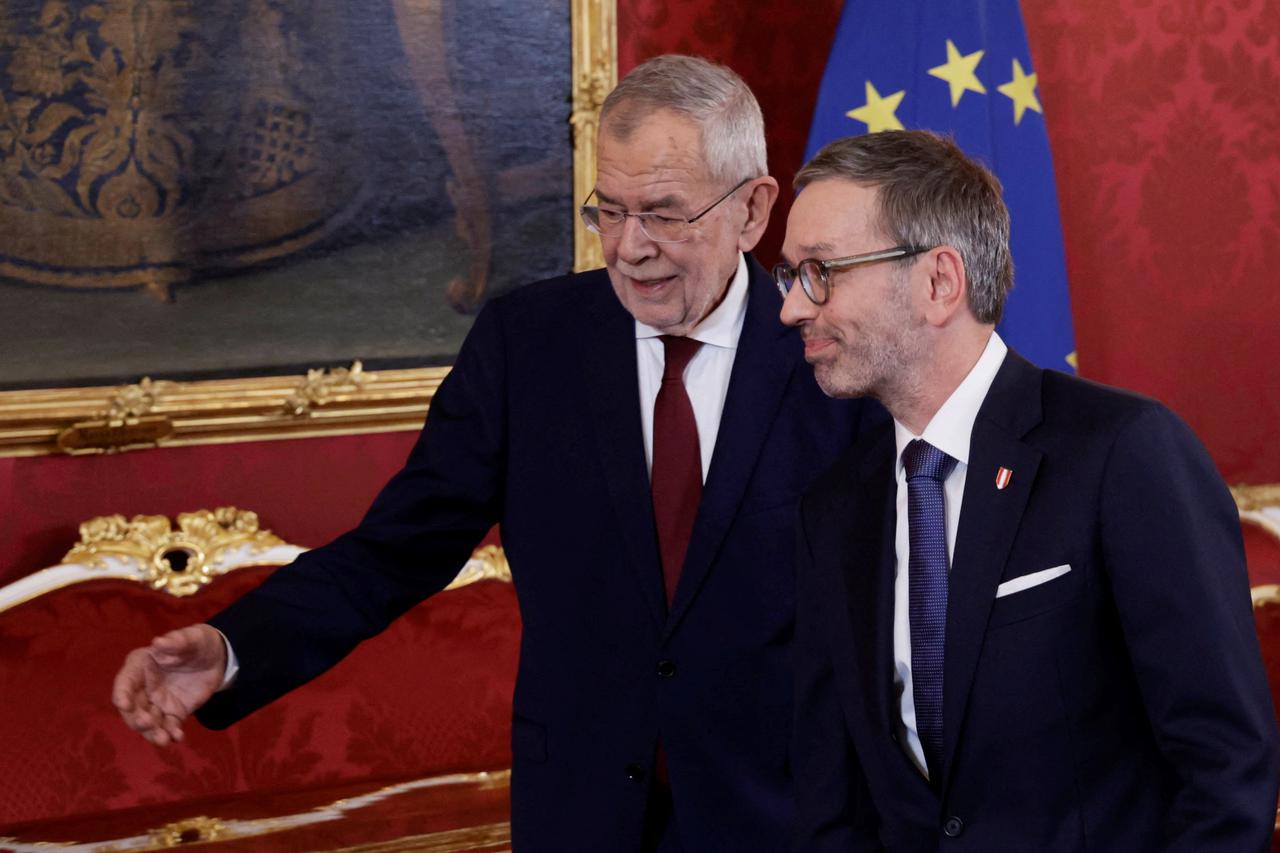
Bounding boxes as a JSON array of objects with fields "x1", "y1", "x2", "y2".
[
  {"x1": 891, "y1": 332, "x2": 1008, "y2": 777},
  {"x1": 635, "y1": 252, "x2": 748, "y2": 482},
  {"x1": 222, "y1": 254, "x2": 751, "y2": 690}
]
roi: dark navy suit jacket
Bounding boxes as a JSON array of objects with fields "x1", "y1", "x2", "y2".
[
  {"x1": 793, "y1": 349, "x2": 1280, "y2": 852},
  {"x1": 198, "y1": 257, "x2": 872, "y2": 851}
]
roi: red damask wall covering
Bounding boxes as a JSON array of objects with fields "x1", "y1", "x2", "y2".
[{"x1": 619, "y1": 0, "x2": 1280, "y2": 484}]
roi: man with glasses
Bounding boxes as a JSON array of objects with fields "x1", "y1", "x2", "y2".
[
  {"x1": 112, "y1": 55, "x2": 873, "y2": 851},
  {"x1": 780, "y1": 129, "x2": 1279, "y2": 850}
]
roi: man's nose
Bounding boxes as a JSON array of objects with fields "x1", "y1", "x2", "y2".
[
  {"x1": 616, "y1": 214, "x2": 658, "y2": 263},
  {"x1": 779, "y1": 279, "x2": 817, "y2": 327}
]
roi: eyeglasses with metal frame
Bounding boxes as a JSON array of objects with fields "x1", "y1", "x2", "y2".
[
  {"x1": 773, "y1": 245, "x2": 932, "y2": 305},
  {"x1": 579, "y1": 177, "x2": 753, "y2": 244}
]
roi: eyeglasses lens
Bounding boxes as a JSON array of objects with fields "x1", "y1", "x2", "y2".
[{"x1": 799, "y1": 260, "x2": 828, "y2": 304}]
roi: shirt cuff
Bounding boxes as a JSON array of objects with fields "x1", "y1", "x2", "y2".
[{"x1": 216, "y1": 628, "x2": 239, "y2": 691}]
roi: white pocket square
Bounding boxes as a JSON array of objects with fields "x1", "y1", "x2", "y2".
[{"x1": 995, "y1": 564, "x2": 1071, "y2": 599}]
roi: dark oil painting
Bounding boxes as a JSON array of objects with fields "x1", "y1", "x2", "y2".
[{"x1": 0, "y1": 0, "x2": 574, "y2": 388}]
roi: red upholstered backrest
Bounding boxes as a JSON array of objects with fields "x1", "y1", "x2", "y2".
[
  {"x1": 0, "y1": 566, "x2": 519, "y2": 828},
  {"x1": 1245, "y1": 519, "x2": 1280, "y2": 588},
  {"x1": 1253, "y1": 591, "x2": 1280, "y2": 731}
]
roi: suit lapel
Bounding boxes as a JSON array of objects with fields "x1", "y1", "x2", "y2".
[
  {"x1": 940, "y1": 351, "x2": 1044, "y2": 793},
  {"x1": 665, "y1": 259, "x2": 798, "y2": 636},
  {"x1": 583, "y1": 279, "x2": 668, "y2": 630},
  {"x1": 834, "y1": 429, "x2": 899, "y2": 737}
]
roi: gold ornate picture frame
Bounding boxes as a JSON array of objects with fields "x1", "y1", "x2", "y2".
[{"x1": 0, "y1": 0, "x2": 615, "y2": 458}]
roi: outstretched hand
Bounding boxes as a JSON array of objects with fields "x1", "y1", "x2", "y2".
[{"x1": 112, "y1": 624, "x2": 227, "y2": 746}]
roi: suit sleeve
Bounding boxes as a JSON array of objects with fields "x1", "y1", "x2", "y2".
[
  {"x1": 198, "y1": 299, "x2": 510, "y2": 729},
  {"x1": 792, "y1": 495, "x2": 885, "y2": 852},
  {"x1": 1101, "y1": 404, "x2": 1280, "y2": 851}
]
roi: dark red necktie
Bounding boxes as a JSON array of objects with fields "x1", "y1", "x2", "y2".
[{"x1": 651, "y1": 335, "x2": 703, "y2": 606}]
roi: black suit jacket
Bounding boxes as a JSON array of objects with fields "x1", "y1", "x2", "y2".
[
  {"x1": 198, "y1": 257, "x2": 872, "y2": 851},
  {"x1": 794, "y1": 349, "x2": 1279, "y2": 852}
]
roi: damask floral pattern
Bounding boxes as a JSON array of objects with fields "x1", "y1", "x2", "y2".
[{"x1": 1025, "y1": 0, "x2": 1280, "y2": 481}]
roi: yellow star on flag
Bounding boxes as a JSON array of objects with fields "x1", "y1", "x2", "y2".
[
  {"x1": 846, "y1": 81, "x2": 905, "y2": 133},
  {"x1": 997, "y1": 58, "x2": 1042, "y2": 125},
  {"x1": 928, "y1": 40, "x2": 986, "y2": 107}
]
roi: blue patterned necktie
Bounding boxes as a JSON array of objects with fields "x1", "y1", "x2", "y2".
[{"x1": 903, "y1": 438, "x2": 957, "y2": 780}]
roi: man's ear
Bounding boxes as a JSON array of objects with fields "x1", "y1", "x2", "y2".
[
  {"x1": 921, "y1": 245, "x2": 969, "y2": 327},
  {"x1": 737, "y1": 176, "x2": 780, "y2": 253}
]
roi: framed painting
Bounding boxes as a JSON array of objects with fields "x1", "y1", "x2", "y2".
[{"x1": 0, "y1": 0, "x2": 614, "y2": 455}]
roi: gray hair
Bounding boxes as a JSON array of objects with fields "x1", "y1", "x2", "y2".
[
  {"x1": 600, "y1": 54, "x2": 767, "y2": 186},
  {"x1": 795, "y1": 130, "x2": 1013, "y2": 325}
]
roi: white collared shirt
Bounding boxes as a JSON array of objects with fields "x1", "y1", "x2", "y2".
[
  {"x1": 891, "y1": 331, "x2": 1008, "y2": 777},
  {"x1": 635, "y1": 252, "x2": 748, "y2": 482}
]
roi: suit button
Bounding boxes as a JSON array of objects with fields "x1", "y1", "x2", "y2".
[
  {"x1": 624, "y1": 763, "x2": 646, "y2": 784},
  {"x1": 942, "y1": 816, "x2": 964, "y2": 837},
  {"x1": 656, "y1": 659, "x2": 676, "y2": 678}
]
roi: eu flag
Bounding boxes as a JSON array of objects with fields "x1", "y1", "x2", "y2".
[{"x1": 806, "y1": 0, "x2": 1076, "y2": 372}]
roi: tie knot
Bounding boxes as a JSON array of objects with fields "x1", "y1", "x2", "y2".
[
  {"x1": 660, "y1": 335, "x2": 703, "y2": 381},
  {"x1": 902, "y1": 439, "x2": 957, "y2": 483}
]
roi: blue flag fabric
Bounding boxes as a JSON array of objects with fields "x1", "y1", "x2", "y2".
[{"x1": 806, "y1": 0, "x2": 1076, "y2": 372}]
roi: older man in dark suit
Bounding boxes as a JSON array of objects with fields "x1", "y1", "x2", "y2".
[
  {"x1": 779, "y1": 129, "x2": 1279, "y2": 851},
  {"x1": 112, "y1": 55, "x2": 873, "y2": 852}
]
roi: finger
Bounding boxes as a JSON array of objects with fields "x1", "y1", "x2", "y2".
[
  {"x1": 142, "y1": 726, "x2": 172, "y2": 748},
  {"x1": 162, "y1": 713, "x2": 186, "y2": 743},
  {"x1": 120, "y1": 700, "x2": 160, "y2": 733},
  {"x1": 112, "y1": 649, "x2": 153, "y2": 710},
  {"x1": 113, "y1": 674, "x2": 152, "y2": 713},
  {"x1": 151, "y1": 631, "x2": 192, "y2": 659},
  {"x1": 152, "y1": 625, "x2": 218, "y2": 668},
  {"x1": 112, "y1": 681, "x2": 135, "y2": 712}
]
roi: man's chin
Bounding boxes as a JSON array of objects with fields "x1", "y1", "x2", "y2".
[
  {"x1": 813, "y1": 365, "x2": 870, "y2": 400},
  {"x1": 628, "y1": 305, "x2": 688, "y2": 334}
]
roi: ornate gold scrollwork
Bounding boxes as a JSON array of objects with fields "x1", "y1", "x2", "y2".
[
  {"x1": 571, "y1": 0, "x2": 617, "y2": 274},
  {"x1": 52, "y1": 376, "x2": 181, "y2": 454},
  {"x1": 1, "y1": 365, "x2": 446, "y2": 457},
  {"x1": 284, "y1": 362, "x2": 369, "y2": 417},
  {"x1": 446, "y1": 544, "x2": 513, "y2": 590},
  {"x1": 1233, "y1": 484, "x2": 1280, "y2": 514},
  {"x1": 1234, "y1": 483, "x2": 1280, "y2": 544},
  {"x1": 106, "y1": 377, "x2": 177, "y2": 421},
  {"x1": 64, "y1": 507, "x2": 286, "y2": 597},
  {"x1": 149, "y1": 816, "x2": 227, "y2": 847},
  {"x1": 1252, "y1": 584, "x2": 1280, "y2": 608}
]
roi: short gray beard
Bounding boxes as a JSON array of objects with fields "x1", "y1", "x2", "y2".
[{"x1": 816, "y1": 270, "x2": 929, "y2": 409}]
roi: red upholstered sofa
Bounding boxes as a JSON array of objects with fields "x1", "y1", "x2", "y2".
[{"x1": 0, "y1": 508, "x2": 518, "y2": 851}]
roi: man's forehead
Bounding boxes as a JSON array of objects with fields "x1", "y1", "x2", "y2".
[
  {"x1": 595, "y1": 110, "x2": 713, "y2": 208},
  {"x1": 784, "y1": 180, "x2": 879, "y2": 256}
]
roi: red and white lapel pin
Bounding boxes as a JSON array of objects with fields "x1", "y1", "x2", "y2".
[{"x1": 995, "y1": 466, "x2": 1013, "y2": 490}]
